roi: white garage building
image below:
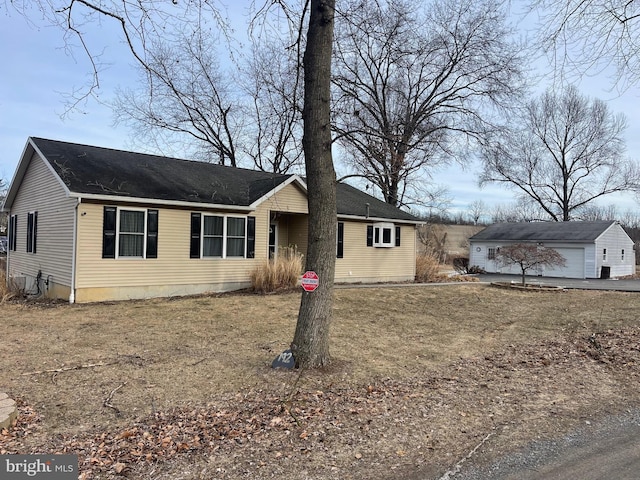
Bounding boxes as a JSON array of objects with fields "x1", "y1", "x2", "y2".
[{"x1": 469, "y1": 221, "x2": 636, "y2": 279}]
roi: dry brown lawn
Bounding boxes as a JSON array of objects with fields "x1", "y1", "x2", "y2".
[{"x1": 1, "y1": 285, "x2": 640, "y2": 479}]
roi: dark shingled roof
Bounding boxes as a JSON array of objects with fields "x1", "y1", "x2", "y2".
[
  {"x1": 29, "y1": 137, "x2": 419, "y2": 222},
  {"x1": 335, "y1": 182, "x2": 419, "y2": 221},
  {"x1": 32, "y1": 137, "x2": 290, "y2": 206},
  {"x1": 470, "y1": 221, "x2": 618, "y2": 243}
]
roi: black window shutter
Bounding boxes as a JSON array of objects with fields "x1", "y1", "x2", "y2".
[
  {"x1": 366, "y1": 225, "x2": 373, "y2": 247},
  {"x1": 395, "y1": 226, "x2": 401, "y2": 247},
  {"x1": 102, "y1": 207, "x2": 117, "y2": 258},
  {"x1": 9, "y1": 215, "x2": 16, "y2": 251},
  {"x1": 146, "y1": 210, "x2": 158, "y2": 258},
  {"x1": 337, "y1": 222, "x2": 344, "y2": 258},
  {"x1": 190, "y1": 213, "x2": 201, "y2": 258},
  {"x1": 26, "y1": 213, "x2": 33, "y2": 253},
  {"x1": 32, "y1": 211, "x2": 38, "y2": 253},
  {"x1": 246, "y1": 216, "x2": 256, "y2": 258}
]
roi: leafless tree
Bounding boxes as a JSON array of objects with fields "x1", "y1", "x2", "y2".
[
  {"x1": 113, "y1": 28, "x2": 241, "y2": 166},
  {"x1": 489, "y1": 199, "x2": 549, "y2": 223},
  {"x1": 239, "y1": 36, "x2": 304, "y2": 173},
  {"x1": 575, "y1": 203, "x2": 619, "y2": 222},
  {"x1": 467, "y1": 200, "x2": 487, "y2": 225},
  {"x1": 291, "y1": 0, "x2": 337, "y2": 369},
  {"x1": 495, "y1": 243, "x2": 566, "y2": 285},
  {"x1": 530, "y1": 0, "x2": 640, "y2": 87},
  {"x1": 332, "y1": 0, "x2": 527, "y2": 208},
  {"x1": 8, "y1": 1, "x2": 229, "y2": 113},
  {"x1": 480, "y1": 85, "x2": 640, "y2": 221},
  {"x1": 618, "y1": 209, "x2": 640, "y2": 229}
]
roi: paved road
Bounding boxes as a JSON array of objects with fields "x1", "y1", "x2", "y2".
[
  {"x1": 476, "y1": 273, "x2": 640, "y2": 292},
  {"x1": 444, "y1": 411, "x2": 640, "y2": 480}
]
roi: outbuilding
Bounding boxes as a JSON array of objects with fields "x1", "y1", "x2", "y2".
[{"x1": 469, "y1": 221, "x2": 635, "y2": 279}]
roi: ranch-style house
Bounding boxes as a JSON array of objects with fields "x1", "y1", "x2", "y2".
[{"x1": 3, "y1": 137, "x2": 421, "y2": 302}]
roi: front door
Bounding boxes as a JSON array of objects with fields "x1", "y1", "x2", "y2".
[{"x1": 269, "y1": 222, "x2": 278, "y2": 259}]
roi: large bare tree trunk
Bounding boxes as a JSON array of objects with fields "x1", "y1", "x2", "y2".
[{"x1": 291, "y1": 0, "x2": 337, "y2": 369}]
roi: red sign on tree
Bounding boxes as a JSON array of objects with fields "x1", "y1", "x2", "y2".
[{"x1": 301, "y1": 271, "x2": 319, "y2": 292}]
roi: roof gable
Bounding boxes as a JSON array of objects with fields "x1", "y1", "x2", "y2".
[{"x1": 470, "y1": 221, "x2": 622, "y2": 243}]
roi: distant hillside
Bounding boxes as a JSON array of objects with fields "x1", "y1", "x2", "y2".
[{"x1": 417, "y1": 224, "x2": 484, "y2": 261}]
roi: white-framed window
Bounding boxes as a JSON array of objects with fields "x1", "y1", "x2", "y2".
[
  {"x1": 366, "y1": 222, "x2": 400, "y2": 248},
  {"x1": 603, "y1": 248, "x2": 607, "y2": 261},
  {"x1": 488, "y1": 247, "x2": 496, "y2": 260},
  {"x1": 622, "y1": 249, "x2": 625, "y2": 261},
  {"x1": 119, "y1": 209, "x2": 145, "y2": 257},
  {"x1": 102, "y1": 207, "x2": 158, "y2": 259},
  {"x1": 190, "y1": 213, "x2": 255, "y2": 259}
]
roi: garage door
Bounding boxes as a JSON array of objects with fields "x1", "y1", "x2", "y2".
[{"x1": 543, "y1": 247, "x2": 585, "y2": 278}]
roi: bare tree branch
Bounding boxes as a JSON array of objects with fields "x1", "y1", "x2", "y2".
[
  {"x1": 480, "y1": 85, "x2": 640, "y2": 221},
  {"x1": 332, "y1": 0, "x2": 527, "y2": 208}
]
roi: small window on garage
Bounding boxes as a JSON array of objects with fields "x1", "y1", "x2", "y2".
[
  {"x1": 603, "y1": 248, "x2": 607, "y2": 261},
  {"x1": 621, "y1": 249, "x2": 625, "y2": 261},
  {"x1": 488, "y1": 247, "x2": 496, "y2": 260}
]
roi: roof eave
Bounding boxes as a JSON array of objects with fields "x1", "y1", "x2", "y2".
[
  {"x1": 70, "y1": 192, "x2": 255, "y2": 212},
  {"x1": 338, "y1": 213, "x2": 423, "y2": 224}
]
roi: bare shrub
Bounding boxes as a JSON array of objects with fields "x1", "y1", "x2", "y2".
[
  {"x1": 0, "y1": 267, "x2": 22, "y2": 303},
  {"x1": 250, "y1": 246, "x2": 303, "y2": 293},
  {"x1": 417, "y1": 224, "x2": 448, "y2": 263},
  {"x1": 452, "y1": 256, "x2": 469, "y2": 274},
  {"x1": 415, "y1": 253, "x2": 445, "y2": 283}
]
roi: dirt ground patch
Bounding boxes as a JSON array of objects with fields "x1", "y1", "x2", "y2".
[{"x1": 1, "y1": 285, "x2": 640, "y2": 479}]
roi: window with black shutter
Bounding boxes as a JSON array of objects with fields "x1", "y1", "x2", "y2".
[
  {"x1": 247, "y1": 216, "x2": 256, "y2": 259},
  {"x1": 366, "y1": 225, "x2": 374, "y2": 247},
  {"x1": 8, "y1": 215, "x2": 17, "y2": 251},
  {"x1": 337, "y1": 222, "x2": 344, "y2": 258},
  {"x1": 102, "y1": 207, "x2": 159, "y2": 259},
  {"x1": 146, "y1": 210, "x2": 158, "y2": 258},
  {"x1": 26, "y1": 211, "x2": 37, "y2": 253},
  {"x1": 102, "y1": 207, "x2": 117, "y2": 258},
  {"x1": 190, "y1": 213, "x2": 202, "y2": 258}
]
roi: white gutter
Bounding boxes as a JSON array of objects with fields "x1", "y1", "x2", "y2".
[
  {"x1": 69, "y1": 192, "x2": 255, "y2": 212},
  {"x1": 337, "y1": 213, "x2": 423, "y2": 225}
]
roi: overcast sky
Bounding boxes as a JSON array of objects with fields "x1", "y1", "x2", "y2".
[{"x1": 1, "y1": 2, "x2": 640, "y2": 218}]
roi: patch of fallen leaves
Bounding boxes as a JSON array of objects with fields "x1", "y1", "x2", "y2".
[{"x1": 2, "y1": 327, "x2": 640, "y2": 479}]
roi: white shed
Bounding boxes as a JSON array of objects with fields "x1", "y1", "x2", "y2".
[{"x1": 469, "y1": 221, "x2": 636, "y2": 279}]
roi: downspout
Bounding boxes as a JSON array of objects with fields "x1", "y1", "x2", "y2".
[{"x1": 69, "y1": 197, "x2": 80, "y2": 304}]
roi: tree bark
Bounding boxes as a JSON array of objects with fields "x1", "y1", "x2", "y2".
[{"x1": 291, "y1": 0, "x2": 337, "y2": 369}]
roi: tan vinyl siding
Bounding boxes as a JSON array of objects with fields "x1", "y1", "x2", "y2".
[
  {"x1": 335, "y1": 221, "x2": 416, "y2": 283},
  {"x1": 74, "y1": 183, "x2": 310, "y2": 301},
  {"x1": 259, "y1": 182, "x2": 308, "y2": 214},
  {"x1": 7, "y1": 152, "x2": 76, "y2": 295},
  {"x1": 75, "y1": 204, "x2": 261, "y2": 289}
]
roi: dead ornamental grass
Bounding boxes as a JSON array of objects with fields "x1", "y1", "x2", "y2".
[{"x1": 0, "y1": 285, "x2": 637, "y2": 435}]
